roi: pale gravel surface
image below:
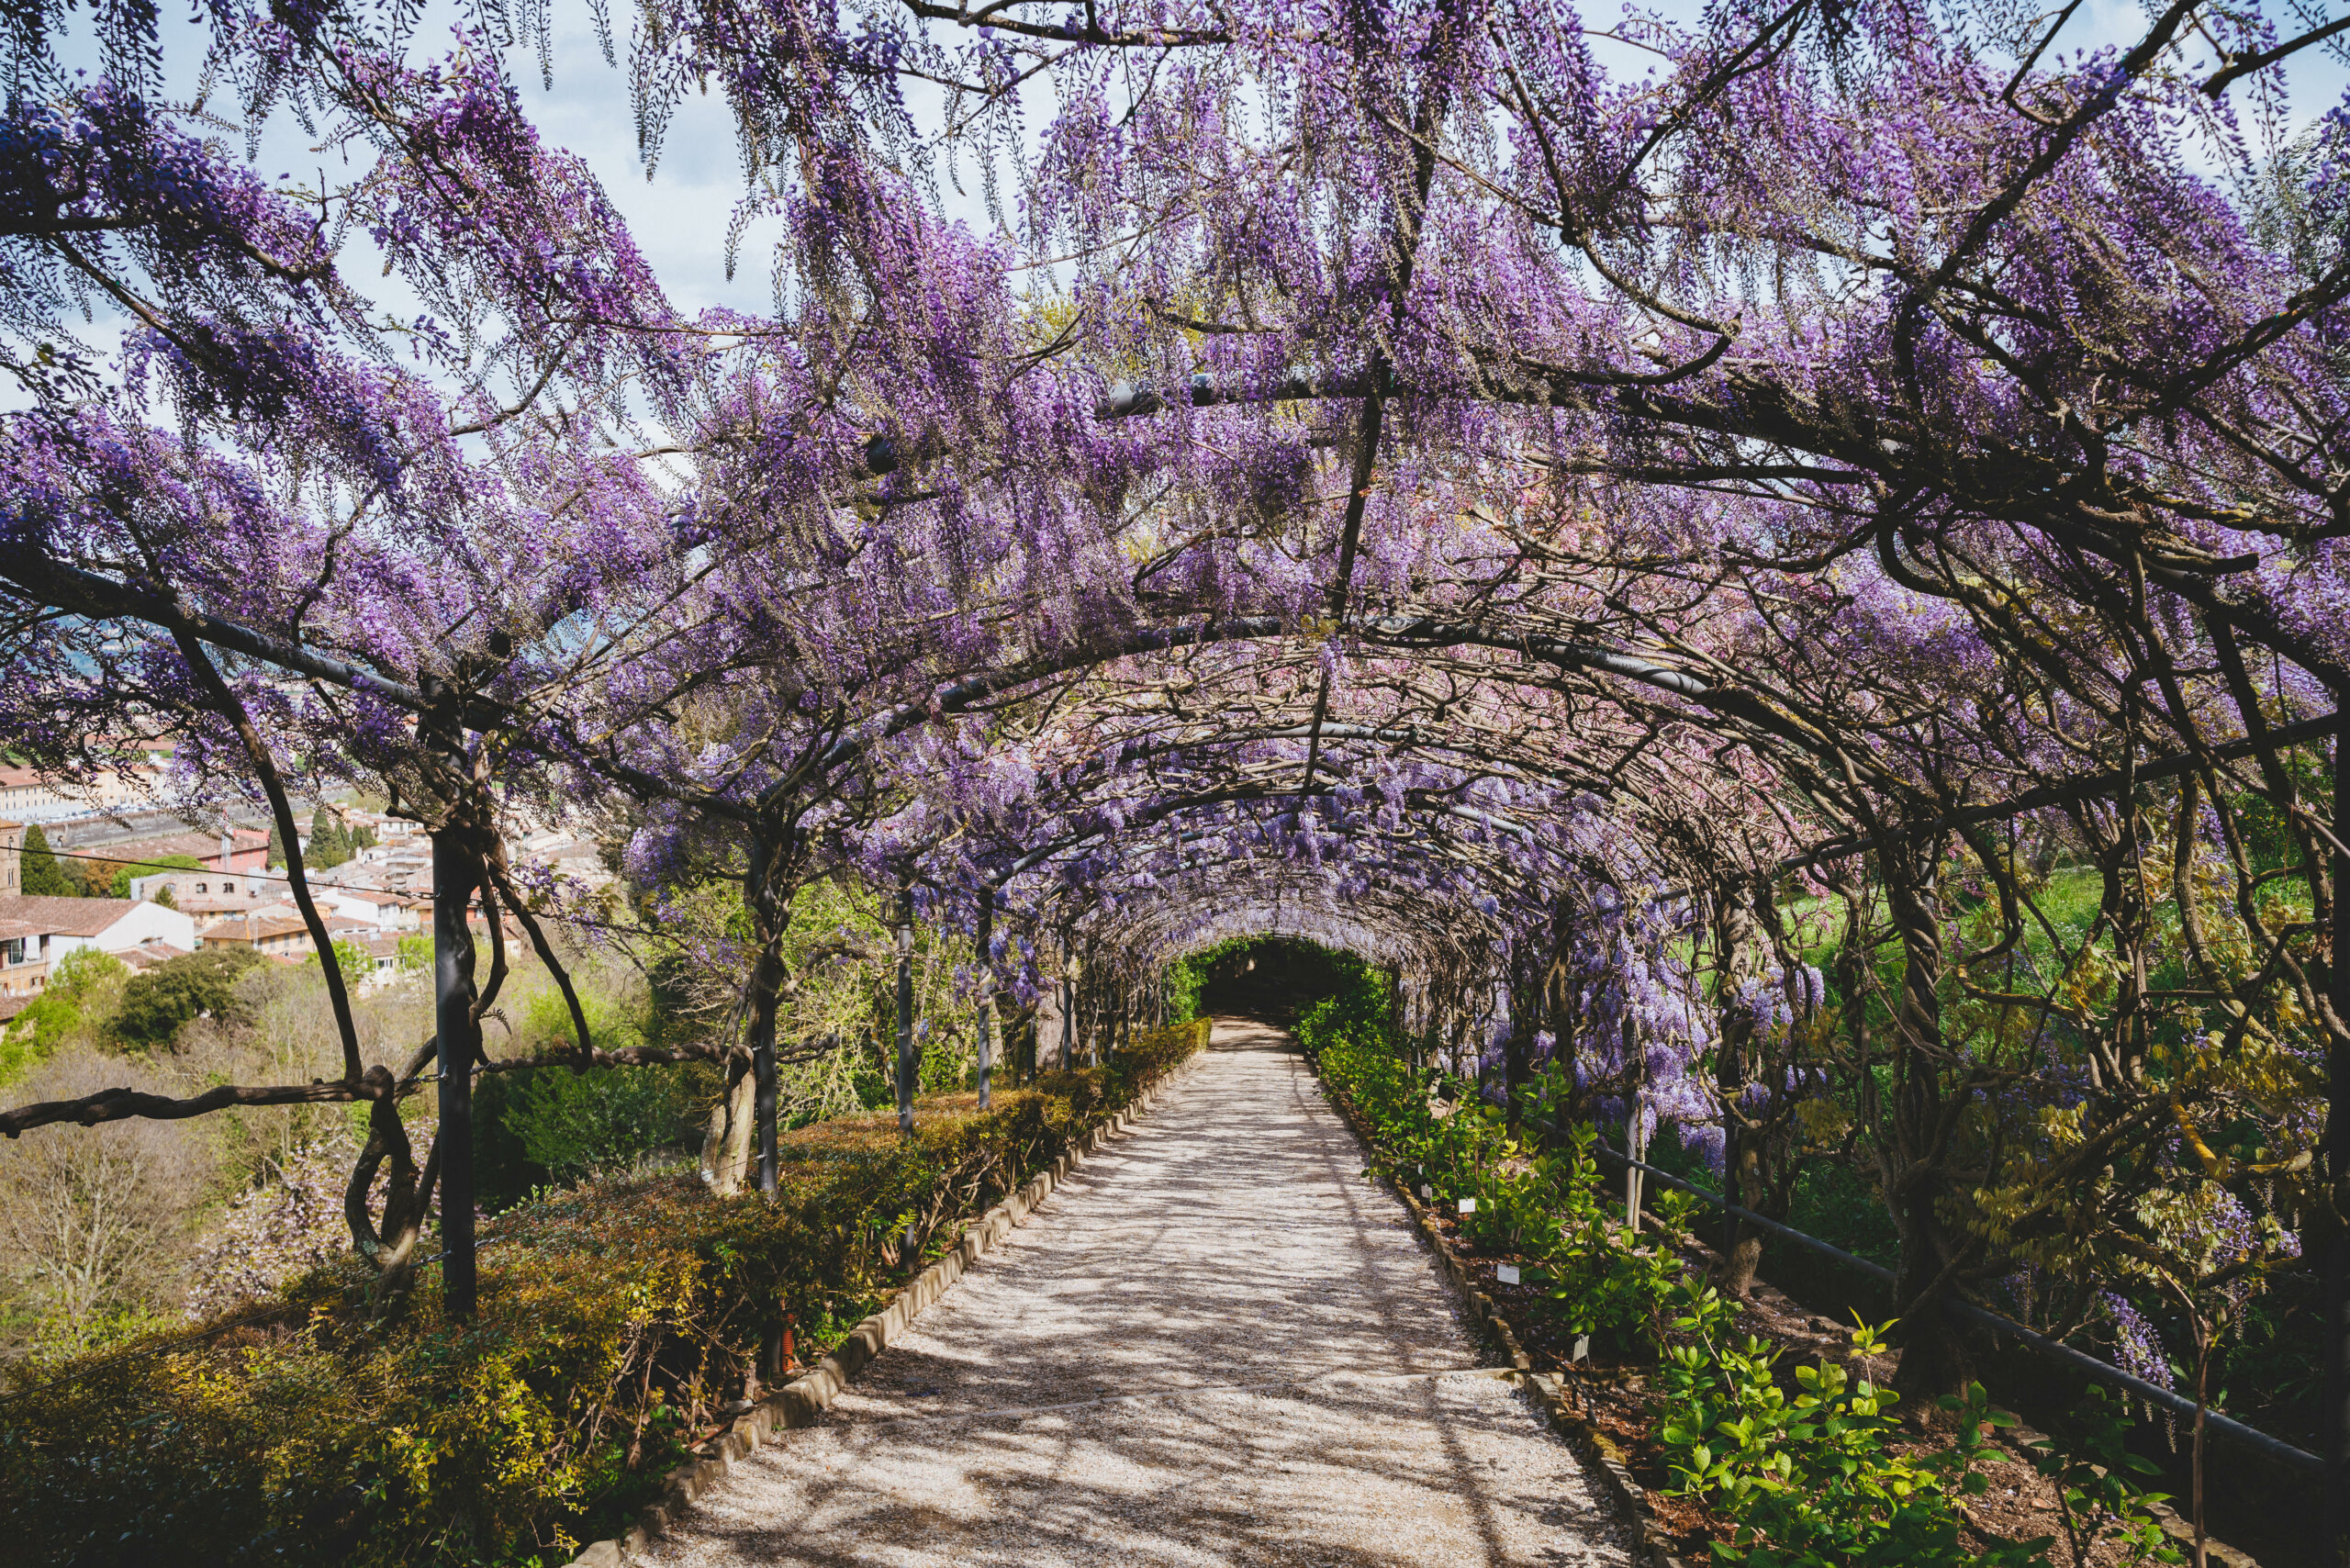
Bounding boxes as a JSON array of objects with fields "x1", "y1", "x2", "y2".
[{"x1": 639, "y1": 1020, "x2": 1632, "y2": 1567}]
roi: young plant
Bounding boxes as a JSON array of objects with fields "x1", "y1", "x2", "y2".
[
  {"x1": 1522, "y1": 1124, "x2": 1693, "y2": 1351},
  {"x1": 2026, "y1": 1386, "x2": 2183, "y2": 1567},
  {"x1": 1658, "y1": 1299, "x2": 2052, "y2": 1567}
]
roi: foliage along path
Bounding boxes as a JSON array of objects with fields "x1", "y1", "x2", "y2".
[{"x1": 641, "y1": 1020, "x2": 1630, "y2": 1567}]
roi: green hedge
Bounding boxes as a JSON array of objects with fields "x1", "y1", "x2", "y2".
[{"x1": 0, "y1": 1019, "x2": 1207, "y2": 1566}]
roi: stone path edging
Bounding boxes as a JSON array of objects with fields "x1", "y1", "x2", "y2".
[
  {"x1": 1312, "y1": 1070, "x2": 1690, "y2": 1568},
  {"x1": 563, "y1": 1048, "x2": 1209, "y2": 1568}
]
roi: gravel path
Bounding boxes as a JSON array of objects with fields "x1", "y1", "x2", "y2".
[{"x1": 640, "y1": 1019, "x2": 1631, "y2": 1568}]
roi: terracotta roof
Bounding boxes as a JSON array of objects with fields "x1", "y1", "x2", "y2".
[
  {"x1": 0, "y1": 917, "x2": 40, "y2": 941},
  {"x1": 73, "y1": 829, "x2": 264, "y2": 865},
  {"x1": 0, "y1": 895, "x2": 142, "y2": 937},
  {"x1": 198, "y1": 913, "x2": 313, "y2": 943}
]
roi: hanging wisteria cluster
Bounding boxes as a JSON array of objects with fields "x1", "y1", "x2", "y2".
[{"x1": 0, "y1": 0, "x2": 2344, "y2": 1444}]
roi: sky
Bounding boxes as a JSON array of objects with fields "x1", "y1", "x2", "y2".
[{"x1": 35, "y1": 0, "x2": 2350, "y2": 373}]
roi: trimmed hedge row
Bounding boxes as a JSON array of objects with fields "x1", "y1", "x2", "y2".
[{"x1": 0, "y1": 1019, "x2": 1208, "y2": 1566}]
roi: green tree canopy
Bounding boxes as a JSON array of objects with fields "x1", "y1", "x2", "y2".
[
  {"x1": 319, "y1": 939, "x2": 371, "y2": 990},
  {"x1": 113, "y1": 948, "x2": 267, "y2": 1048},
  {"x1": 307, "y1": 809, "x2": 351, "y2": 871}
]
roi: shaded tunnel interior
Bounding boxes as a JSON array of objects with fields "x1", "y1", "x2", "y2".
[{"x1": 1192, "y1": 938, "x2": 1351, "y2": 1025}]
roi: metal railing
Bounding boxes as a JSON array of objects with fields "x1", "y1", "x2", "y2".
[{"x1": 1589, "y1": 1141, "x2": 2322, "y2": 1477}]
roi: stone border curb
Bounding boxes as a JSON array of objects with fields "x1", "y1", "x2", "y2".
[
  {"x1": 563, "y1": 1044, "x2": 1211, "y2": 1568},
  {"x1": 1314, "y1": 1073, "x2": 1689, "y2": 1568}
]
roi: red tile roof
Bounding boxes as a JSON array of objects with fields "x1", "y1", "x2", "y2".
[{"x1": 0, "y1": 895, "x2": 143, "y2": 937}]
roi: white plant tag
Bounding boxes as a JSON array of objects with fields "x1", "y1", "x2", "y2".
[
  {"x1": 1495, "y1": 1264, "x2": 1520, "y2": 1286},
  {"x1": 1419, "y1": 1184, "x2": 1432, "y2": 1200},
  {"x1": 1458, "y1": 1197, "x2": 1477, "y2": 1215},
  {"x1": 1572, "y1": 1335, "x2": 1591, "y2": 1363}
]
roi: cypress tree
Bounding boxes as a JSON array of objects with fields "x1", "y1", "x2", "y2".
[
  {"x1": 308, "y1": 807, "x2": 350, "y2": 870},
  {"x1": 18, "y1": 824, "x2": 73, "y2": 897}
]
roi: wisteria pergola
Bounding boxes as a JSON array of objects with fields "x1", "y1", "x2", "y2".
[{"x1": 0, "y1": 0, "x2": 2345, "y2": 1547}]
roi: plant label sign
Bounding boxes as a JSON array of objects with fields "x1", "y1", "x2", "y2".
[
  {"x1": 1495, "y1": 1263, "x2": 1520, "y2": 1285},
  {"x1": 1458, "y1": 1197, "x2": 1477, "y2": 1215},
  {"x1": 1572, "y1": 1335, "x2": 1591, "y2": 1363},
  {"x1": 1419, "y1": 1184, "x2": 1433, "y2": 1200}
]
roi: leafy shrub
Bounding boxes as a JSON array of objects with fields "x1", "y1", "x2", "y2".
[
  {"x1": 1311, "y1": 1003, "x2": 2136, "y2": 1566},
  {"x1": 112, "y1": 948, "x2": 267, "y2": 1047},
  {"x1": 1656, "y1": 1293, "x2": 2049, "y2": 1566},
  {"x1": 0, "y1": 1019, "x2": 1207, "y2": 1566},
  {"x1": 0, "y1": 949, "x2": 132, "y2": 1083},
  {"x1": 1523, "y1": 1120, "x2": 1697, "y2": 1350},
  {"x1": 469, "y1": 990, "x2": 688, "y2": 1198},
  {"x1": 506, "y1": 1062, "x2": 699, "y2": 1184},
  {"x1": 0, "y1": 996, "x2": 78, "y2": 1084},
  {"x1": 49, "y1": 946, "x2": 129, "y2": 1003},
  {"x1": 1317, "y1": 1017, "x2": 1697, "y2": 1354}
]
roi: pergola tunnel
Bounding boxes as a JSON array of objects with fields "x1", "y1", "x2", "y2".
[{"x1": 0, "y1": 0, "x2": 2345, "y2": 1561}]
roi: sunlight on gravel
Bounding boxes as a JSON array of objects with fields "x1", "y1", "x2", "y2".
[{"x1": 639, "y1": 1020, "x2": 1631, "y2": 1567}]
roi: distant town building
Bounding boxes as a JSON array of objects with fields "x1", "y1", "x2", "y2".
[
  {"x1": 0, "y1": 915, "x2": 43, "y2": 998},
  {"x1": 0, "y1": 895, "x2": 200, "y2": 998},
  {"x1": 0, "y1": 820, "x2": 20, "y2": 895},
  {"x1": 323, "y1": 887, "x2": 424, "y2": 931},
  {"x1": 196, "y1": 906, "x2": 377, "y2": 962},
  {"x1": 352, "y1": 933, "x2": 409, "y2": 986},
  {"x1": 126, "y1": 868, "x2": 268, "y2": 918},
  {"x1": 73, "y1": 827, "x2": 268, "y2": 876},
  {"x1": 114, "y1": 936, "x2": 195, "y2": 973},
  {"x1": 195, "y1": 911, "x2": 319, "y2": 960},
  {"x1": 0, "y1": 741, "x2": 178, "y2": 824}
]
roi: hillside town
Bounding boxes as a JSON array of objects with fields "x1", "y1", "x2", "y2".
[{"x1": 0, "y1": 760, "x2": 611, "y2": 1022}]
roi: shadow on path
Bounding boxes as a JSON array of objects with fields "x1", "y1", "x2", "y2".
[{"x1": 638, "y1": 1019, "x2": 1630, "y2": 1568}]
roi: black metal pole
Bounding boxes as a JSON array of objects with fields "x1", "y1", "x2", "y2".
[
  {"x1": 975, "y1": 898, "x2": 993, "y2": 1111},
  {"x1": 432, "y1": 821, "x2": 481, "y2": 1319},
  {"x1": 2327, "y1": 708, "x2": 2350, "y2": 1564},
  {"x1": 1721, "y1": 1115, "x2": 1740, "y2": 1265},
  {"x1": 896, "y1": 883, "x2": 916, "y2": 1137}
]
